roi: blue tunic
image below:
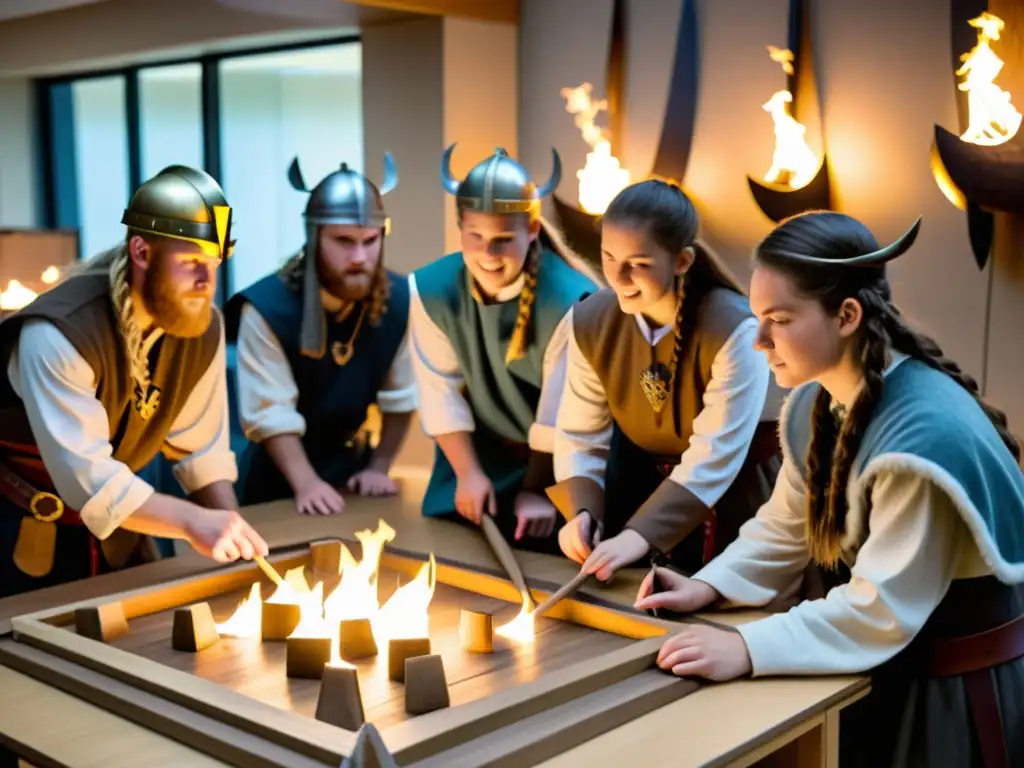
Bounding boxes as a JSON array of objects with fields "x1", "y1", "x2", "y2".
[
  {"x1": 226, "y1": 270, "x2": 410, "y2": 505},
  {"x1": 413, "y1": 249, "x2": 596, "y2": 520}
]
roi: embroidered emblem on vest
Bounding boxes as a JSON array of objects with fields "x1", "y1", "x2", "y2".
[
  {"x1": 135, "y1": 383, "x2": 161, "y2": 421},
  {"x1": 640, "y1": 363, "x2": 672, "y2": 414}
]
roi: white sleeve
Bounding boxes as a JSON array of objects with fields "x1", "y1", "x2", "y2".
[
  {"x1": 734, "y1": 471, "x2": 965, "y2": 676},
  {"x1": 407, "y1": 273, "x2": 474, "y2": 435},
  {"x1": 8, "y1": 320, "x2": 154, "y2": 540},
  {"x1": 375, "y1": 326, "x2": 419, "y2": 413},
  {"x1": 693, "y1": 454, "x2": 811, "y2": 604},
  {"x1": 529, "y1": 306, "x2": 574, "y2": 453},
  {"x1": 552, "y1": 320, "x2": 613, "y2": 487},
  {"x1": 163, "y1": 316, "x2": 238, "y2": 493},
  {"x1": 235, "y1": 302, "x2": 306, "y2": 442},
  {"x1": 667, "y1": 319, "x2": 770, "y2": 506}
]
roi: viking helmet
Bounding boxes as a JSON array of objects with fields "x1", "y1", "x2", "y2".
[
  {"x1": 289, "y1": 153, "x2": 397, "y2": 234},
  {"x1": 121, "y1": 165, "x2": 234, "y2": 259},
  {"x1": 441, "y1": 145, "x2": 561, "y2": 220}
]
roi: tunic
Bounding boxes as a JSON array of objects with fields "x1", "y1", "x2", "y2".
[
  {"x1": 409, "y1": 249, "x2": 596, "y2": 540},
  {"x1": 694, "y1": 352, "x2": 1024, "y2": 766},
  {"x1": 227, "y1": 269, "x2": 415, "y2": 505},
  {"x1": 0, "y1": 272, "x2": 233, "y2": 596},
  {"x1": 550, "y1": 287, "x2": 783, "y2": 572}
]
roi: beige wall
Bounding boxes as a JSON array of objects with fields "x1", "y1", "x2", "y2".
[
  {"x1": 362, "y1": 16, "x2": 518, "y2": 470},
  {"x1": 520, "y1": 0, "x2": 1024, "y2": 437}
]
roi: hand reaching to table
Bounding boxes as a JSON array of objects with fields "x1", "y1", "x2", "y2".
[
  {"x1": 558, "y1": 511, "x2": 598, "y2": 564},
  {"x1": 347, "y1": 469, "x2": 399, "y2": 497},
  {"x1": 654, "y1": 623, "x2": 753, "y2": 681},
  {"x1": 633, "y1": 567, "x2": 720, "y2": 614},
  {"x1": 186, "y1": 508, "x2": 269, "y2": 563},
  {"x1": 581, "y1": 529, "x2": 650, "y2": 581},
  {"x1": 513, "y1": 491, "x2": 559, "y2": 540},
  {"x1": 455, "y1": 469, "x2": 496, "y2": 525},
  {"x1": 295, "y1": 478, "x2": 346, "y2": 516}
]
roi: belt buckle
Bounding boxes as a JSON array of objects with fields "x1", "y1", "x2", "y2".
[{"x1": 29, "y1": 491, "x2": 64, "y2": 523}]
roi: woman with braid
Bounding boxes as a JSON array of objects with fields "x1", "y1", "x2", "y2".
[
  {"x1": 550, "y1": 179, "x2": 783, "y2": 578},
  {"x1": 636, "y1": 211, "x2": 1024, "y2": 767},
  {"x1": 409, "y1": 145, "x2": 598, "y2": 549}
]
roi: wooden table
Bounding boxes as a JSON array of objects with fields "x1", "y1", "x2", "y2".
[{"x1": 0, "y1": 473, "x2": 868, "y2": 767}]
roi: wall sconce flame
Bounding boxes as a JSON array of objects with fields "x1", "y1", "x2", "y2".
[
  {"x1": 957, "y1": 12, "x2": 1021, "y2": 147},
  {"x1": 560, "y1": 82, "x2": 630, "y2": 215},
  {"x1": 762, "y1": 47, "x2": 819, "y2": 190}
]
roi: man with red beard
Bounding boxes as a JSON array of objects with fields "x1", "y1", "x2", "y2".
[
  {"x1": 0, "y1": 165, "x2": 268, "y2": 597},
  {"x1": 227, "y1": 155, "x2": 415, "y2": 514}
]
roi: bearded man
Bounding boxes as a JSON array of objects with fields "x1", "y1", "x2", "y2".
[
  {"x1": 0, "y1": 165, "x2": 268, "y2": 598},
  {"x1": 227, "y1": 155, "x2": 416, "y2": 515}
]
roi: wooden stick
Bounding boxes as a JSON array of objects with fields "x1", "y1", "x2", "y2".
[
  {"x1": 254, "y1": 555, "x2": 284, "y2": 586},
  {"x1": 533, "y1": 571, "x2": 591, "y2": 618},
  {"x1": 478, "y1": 515, "x2": 537, "y2": 612}
]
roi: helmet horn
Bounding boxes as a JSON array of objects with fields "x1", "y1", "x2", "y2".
[
  {"x1": 440, "y1": 143, "x2": 461, "y2": 195},
  {"x1": 380, "y1": 151, "x2": 398, "y2": 195},
  {"x1": 287, "y1": 157, "x2": 308, "y2": 192},
  {"x1": 535, "y1": 148, "x2": 562, "y2": 198}
]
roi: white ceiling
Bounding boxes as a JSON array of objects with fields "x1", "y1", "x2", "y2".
[{"x1": 0, "y1": 0, "x2": 108, "y2": 23}]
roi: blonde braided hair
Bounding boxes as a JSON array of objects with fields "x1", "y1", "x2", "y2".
[
  {"x1": 504, "y1": 237, "x2": 541, "y2": 364},
  {"x1": 108, "y1": 240, "x2": 156, "y2": 414}
]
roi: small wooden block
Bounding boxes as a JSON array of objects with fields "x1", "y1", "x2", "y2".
[
  {"x1": 311, "y1": 540, "x2": 343, "y2": 576},
  {"x1": 286, "y1": 636, "x2": 331, "y2": 679},
  {"x1": 340, "y1": 722, "x2": 398, "y2": 768},
  {"x1": 404, "y1": 654, "x2": 450, "y2": 715},
  {"x1": 387, "y1": 637, "x2": 430, "y2": 683},
  {"x1": 262, "y1": 601, "x2": 301, "y2": 640},
  {"x1": 458, "y1": 610, "x2": 493, "y2": 653},
  {"x1": 315, "y1": 664, "x2": 365, "y2": 730},
  {"x1": 339, "y1": 618, "x2": 378, "y2": 661},
  {"x1": 74, "y1": 603, "x2": 129, "y2": 642},
  {"x1": 171, "y1": 602, "x2": 219, "y2": 652}
]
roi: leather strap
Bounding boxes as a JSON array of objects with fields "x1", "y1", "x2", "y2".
[
  {"x1": 0, "y1": 460, "x2": 83, "y2": 525},
  {"x1": 964, "y1": 670, "x2": 1010, "y2": 768},
  {"x1": 924, "y1": 612, "x2": 1024, "y2": 677}
]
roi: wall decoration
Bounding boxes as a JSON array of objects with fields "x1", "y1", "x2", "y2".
[
  {"x1": 746, "y1": 0, "x2": 832, "y2": 223},
  {"x1": 553, "y1": 0, "x2": 699, "y2": 265},
  {"x1": 931, "y1": 3, "x2": 1021, "y2": 269}
]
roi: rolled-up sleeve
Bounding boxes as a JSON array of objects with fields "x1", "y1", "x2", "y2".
[
  {"x1": 9, "y1": 320, "x2": 155, "y2": 540},
  {"x1": 407, "y1": 273, "x2": 475, "y2": 435},
  {"x1": 376, "y1": 328, "x2": 419, "y2": 413}
]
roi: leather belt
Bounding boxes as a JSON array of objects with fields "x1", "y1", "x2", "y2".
[
  {"x1": 0, "y1": 460, "x2": 81, "y2": 525},
  {"x1": 922, "y1": 608, "x2": 1024, "y2": 768}
]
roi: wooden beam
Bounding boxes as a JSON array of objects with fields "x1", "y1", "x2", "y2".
[{"x1": 345, "y1": 0, "x2": 519, "y2": 24}]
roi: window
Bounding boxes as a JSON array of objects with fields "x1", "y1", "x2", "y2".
[
  {"x1": 219, "y1": 43, "x2": 363, "y2": 294},
  {"x1": 139, "y1": 63, "x2": 204, "y2": 180}
]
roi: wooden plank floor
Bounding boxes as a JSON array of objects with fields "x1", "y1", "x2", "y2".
[{"x1": 72, "y1": 567, "x2": 636, "y2": 730}]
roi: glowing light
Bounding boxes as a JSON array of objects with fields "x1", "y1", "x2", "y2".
[
  {"x1": 761, "y1": 46, "x2": 819, "y2": 190},
  {"x1": 956, "y1": 12, "x2": 1021, "y2": 146},
  {"x1": 561, "y1": 82, "x2": 630, "y2": 214}
]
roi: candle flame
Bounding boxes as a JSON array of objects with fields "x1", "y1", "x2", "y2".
[
  {"x1": 561, "y1": 82, "x2": 630, "y2": 214},
  {"x1": 957, "y1": 12, "x2": 1021, "y2": 146}
]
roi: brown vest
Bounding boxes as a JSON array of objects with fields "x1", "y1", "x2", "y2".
[
  {"x1": 0, "y1": 270, "x2": 221, "y2": 488},
  {"x1": 573, "y1": 287, "x2": 754, "y2": 456}
]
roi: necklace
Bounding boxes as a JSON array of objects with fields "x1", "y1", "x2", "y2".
[{"x1": 330, "y1": 303, "x2": 368, "y2": 366}]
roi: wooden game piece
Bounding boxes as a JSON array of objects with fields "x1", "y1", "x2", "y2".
[
  {"x1": 534, "y1": 570, "x2": 592, "y2": 617},
  {"x1": 339, "y1": 618, "x2": 378, "y2": 661},
  {"x1": 458, "y1": 610, "x2": 493, "y2": 653},
  {"x1": 74, "y1": 602, "x2": 129, "y2": 642},
  {"x1": 171, "y1": 602, "x2": 219, "y2": 652},
  {"x1": 479, "y1": 515, "x2": 537, "y2": 612},
  {"x1": 311, "y1": 540, "x2": 343, "y2": 576},
  {"x1": 404, "y1": 654, "x2": 450, "y2": 715},
  {"x1": 315, "y1": 664, "x2": 365, "y2": 730},
  {"x1": 261, "y1": 602, "x2": 301, "y2": 640},
  {"x1": 387, "y1": 637, "x2": 430, "y2": 683},
  {"x1": 286, "y1": 636, "x2": 331, "y2": 679},
  {"x1": 340, "y1": 722, "x2": 398, "y2": 768}
]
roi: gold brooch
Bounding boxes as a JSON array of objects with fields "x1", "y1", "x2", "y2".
[
  {"x1": 134, "y1": 384, "x2": 161, "y2": 421},
  {"x1": 640, "y1": 365, "x2": 671, "y2": 414}
]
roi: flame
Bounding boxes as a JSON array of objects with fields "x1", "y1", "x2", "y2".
[
  {"x1": 372, "y1": 554, "x2": 436, "y2": 645},
  {"x1": 561, "y1": 82, "x2": 630, "y2": 214},
  {"x1": 494, "y1": 599, "x2": 537, "y2": 644},
  {"x1": 215, "y1": 582, "x2": 262, "y2": 637},
  {"x1": 957, "y1": 12, "x2": 1021, "y2": 146},
  {"x1": 41, "y1": 266, "x2": 60, "y2": 285},
  {"x1": 0, "y1": 267, "x2": 64, "y2": 312},
  {"x1": 761, "y1": 47, "x2": 819, "y2": 190}
]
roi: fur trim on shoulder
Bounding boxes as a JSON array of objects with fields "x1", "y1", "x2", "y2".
[
  {"x1": 851, "y1": 452, "x2": 1024, "y2": 584},
  {"x1": 777, "y1": 379, "x2": 818, "y2": 464}
]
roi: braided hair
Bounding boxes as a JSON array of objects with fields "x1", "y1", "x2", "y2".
[
  {"x1": 756, "y1": 212, "x2": 1020, "y2": 567},
  {"x1": 601, "y1": 179, "x2": 742, "y2": 434}
]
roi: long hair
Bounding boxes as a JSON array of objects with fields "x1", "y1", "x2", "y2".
[
  {"x1": 755, "y1": 211, "x2": 1020, "y2": 566},
  {"x1": 601, "y1": 179, "x2": 743, "y2": 424}
]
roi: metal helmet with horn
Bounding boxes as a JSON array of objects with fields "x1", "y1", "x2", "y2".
[
  {"x1": 285, "y1": 152, "x2": 398, "y2": 359},
  {"x1": 764, "y1": 215, "x2": 923, "y2": 268},
  {"x1": 440, "y1": 144, "x2": 560, "y2": 220}
]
